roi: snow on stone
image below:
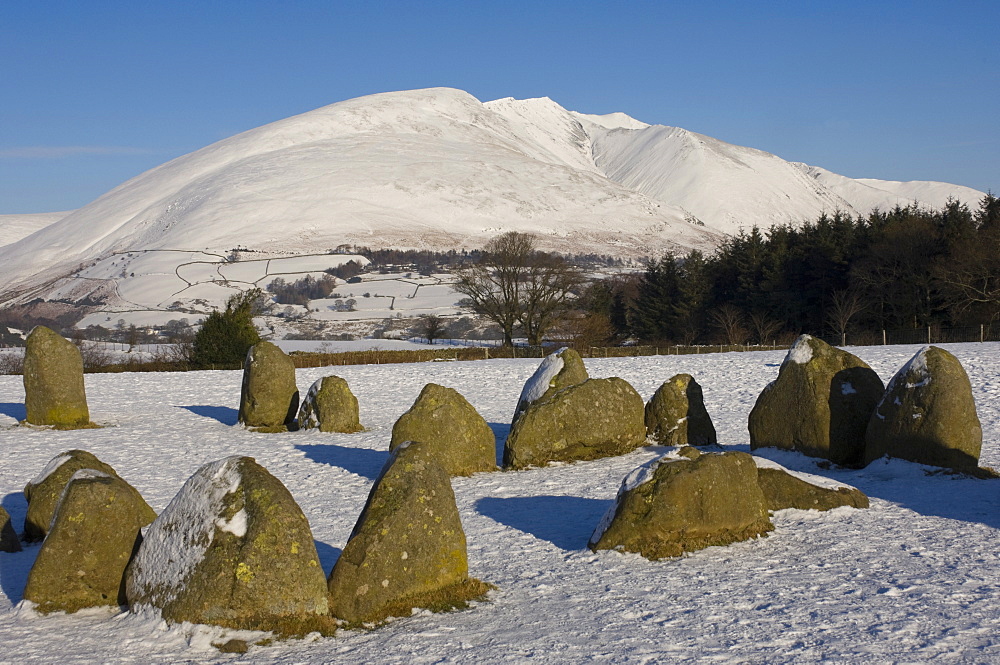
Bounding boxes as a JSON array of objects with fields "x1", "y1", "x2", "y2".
[
  {"x1": 786, "y1": 335, "x2": 814, "y2": 364},
  {"x1": 214, "y1": 509, "x2": 247, "y2": 538},
  {"x1": 126, "y1": 456, "x2": 243, "y2": 606},
  {"x1": 841, "y1": 381, "x2": 857, "y2": 395},
  {"x1": 904, "y1": 347, "x2": 932, "y2": 389},
  {"x1": 516, "y1": 348, "x2": 567, "y2": 410},
  {"x1": 752, "y1": 456, "x2": 854, "y2": 492},
  {"x1": 28, "y1": 454, "x2": 73, "y2": 488}
]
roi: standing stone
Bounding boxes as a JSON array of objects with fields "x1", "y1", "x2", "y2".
[
  {"x1": 298, "y1": 375, "x2": 363, "y2": 433},
  {"x1": 126, "y1": 456, "x2": 330, "y2": 631},
  {"x1": 23, "y1": 326, "x2": 90, "y2": 428},
  {"x1": 864, "y1": 346, "x2": 982, "y2": 470},
  {"x1": 23, "y1": 471, "x2": 156, "y2": 613},
  {"x1": 503, "y1": 377, "x2": 646, "y2": 470},
  {"x1": 749, "y1": 335, "x2": 884, "y2": 465},
  {"x1": 390, "y1": 383, "x2": 497, "y2": 476},
  {"x1": 328, "y1": 441, "x2": 487, "y2": 624},
  {"x1": 238, "y1": 341, "x2": 299, "y2": 431},
  {"x1": 645, "y1": 374, "x2": 717, "y2": 446},
  {"x1": 23, "y1": 450, "x2": 153, "y2": 542},
  {"x1": 590, "y1": 447, "x2": 773, "y2": 559},
  {"x1": 0, "y1": 506, "x2": 20, "y2": 553},
  {"x1": 754, "y1": 458, "x2": 869, "y2": 511},
  {"x1": 512, "y1": 347, "x2": 588, "y2": 424}
]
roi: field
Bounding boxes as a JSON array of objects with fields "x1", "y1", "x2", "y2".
[{"x1": 1, "y1": 343, "x2": 998, "y2": 663}]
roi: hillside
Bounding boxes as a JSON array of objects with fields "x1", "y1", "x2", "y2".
[{"x1": 0, "y1": 87, "x2": 982, "y2": 321}]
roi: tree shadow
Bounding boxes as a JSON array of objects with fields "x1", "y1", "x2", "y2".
[
  {"x1": 475, "y1": 495, "x2": 610, "y2": 551},
  {"x1": 0, "y1": 403, "x2": 25, "y2": 421},
  {"x1": 0, "y1": 492, "x2": 34, "y2": 603},
  {"x1": 313, "y1": 540, "x2": 342, "y2": 577},
  {"x1": 178, "y1": 405, "x2": 239, "y2": 425},
  {"x1": 488, "y1": 422, "x2": 511, "y2": 467},
  {"x1": 297, "y1": 443, "x2": 388, "y2": 480}
]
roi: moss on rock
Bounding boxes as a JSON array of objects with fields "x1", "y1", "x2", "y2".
[
  {"x1": 749, "y1": 335, "x2": 884, "y2": 465},
  {"x1": 298, "y1": 375, "x2": 363, "y2": 433},
  {"x1": 23, "y1": 471, "x2": 155, "y2": 613},
  {"x1": 503, "y1": 377, "x2": 646, "y2": 470},
  {"x1": 864, "y1": 346, "x2": 982, "y2": 470},
  {"x1": 589, "y1": 448, "x2": 773, "y2": 559},
  {"x1": 390, "y1": 383, "x2": 496, "y2": 476},
  {"x1": 23, "y1": 325, "x2": 90, "y2": 428},
  {"x1": 238, "y1": 342, "x2": 299, "y2": 431},
  {"x1": 126, "y1": 456, "x2": 330, "y2": 631},
  {"x1": 645, "y1": 374, "x2": 717, "y2": 446},
  {"x1": 328, "y1": 441, "x2": 486, "y2": 624},
  {"x1": 0, "y1": 506, "x2": 20, "y2": 553},
  {"x1": 23, "y1": 450, "x2": 152, "y2": 542}
]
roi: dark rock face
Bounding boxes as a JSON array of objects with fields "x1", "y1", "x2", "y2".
[
  {"x1": 590, "y1": 447, "x2": 772, "y2": 559},
  {"x1": 126, "y1": 456, "x2": 329, "y2": 630},
  {"x1": 24, "y1": 471, "x2": 155, "y2": 613},
  {"x1": 749, "y1": 335, "x2": 884, "y2": 465},
  {"x1": 298, "y1": 375, "x2": 364, "y2": 433},
  {"x1": 23, "y1": 325, "x2": 90, "y2": 428},
  {"x1": 238, "y1": 341, "x2": 299, "y2": 431},
  {"x1": 645, "y1": 373, "x2": 717, "y2": 446},
  {"x1": 0, "y1": 506, "x2": 20, "y2": 553},
  {"x1": 503, "y1": 377, "x2": 646, "y2": 470},
  {"x1": 864, "y1": 346, "x2": 982, "y2": 470},
  {"x1": 512, "y1": 347, "x2": 588, "y2": 424},
  {"x1": 328, "y1": 441, "x2": 483, "y2": 624}
]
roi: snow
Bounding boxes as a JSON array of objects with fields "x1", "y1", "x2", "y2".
[
  {"x1": 0, "y1": 211, "x2": 72, "y2": 248},
  {"x1": 515, "y1": 348, "x2": 566, "y2": 415},
  {"x1": 126, "y1": 457, "x2": 243, "y2": 606},
  {"x1": 752, "y1": 456, "x2": 853, "y2": 492},
  {"x1": 787, "y1": 335, "x2": 814, "y2": 364},
  {"x1": 2, "y1": 88, "x2": 978, "y2": 311},
  {"x1": 1, "y1": 342, "x2": 999, "y2": 662},
  {"x1": 27, "y1": 454, "x2": 72, "y2": 488},
  {"x1": 904, "y1": 347, "x2": 933, "y2": 389}
]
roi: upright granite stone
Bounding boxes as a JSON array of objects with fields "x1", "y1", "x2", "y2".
[
  {"x1": 390, "y1": 383, "x2": 496, "y2": 476},
  {"x1": 645, "y1": 374, "x2": 717, "y2": 446},
  {"x1": 590, "y1": 447, "x2": 773, "y2": 559},
  {"x1": 0, "y1": 506, "x2": 20, "y2": 553},
  {"x1": 749, "y1": 335, "x2": 884, "y2": 466},
  {"x1": 22, "y1": 450, "x2": 153, "y2": 542},
  {"x1": 512, "y1": 347, "x2": 588, "y2": 424},
  {"x1": 503, "y1": 377, "x2": 646, "y2": 470},
  {"x1": 328, "y1": 441, "x2": 487, "y2": 624},
  {"x1": 754, "y1": 458, "x2": 869, "y2": 511},
  {"x1": 126, "y1": 456, "x2": 330, "y2": 631},
  {"x1": 298, "y1": 375, "x2": 363, "y2": 433},
  {"x1": 238, "y1": 341, "x2": 299, "y2": 431},
  {"x1": 864, "y1": 346, "x2": 982, "y2": 470},
  {"x1": 23, "y1": 325, "x2": 90, "y2": 428},
  {"x1": 24, "y1": 470, "x2": 156, "y2": 613}
]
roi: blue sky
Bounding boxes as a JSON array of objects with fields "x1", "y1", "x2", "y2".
[{"x1": 1, "y1": 0, "x2": 997, "y2": 213}]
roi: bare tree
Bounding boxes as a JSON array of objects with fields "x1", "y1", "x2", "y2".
[
  {"x1": 827, "y1": 289, "x2": 866, "y2": 346},
  {"x1": 748, "y1": 310, "x2": 783, "y2": 346},
  {"x1": 415, "y1": 314, "x2": 446, "y2": 345},
  {"x1": 709, "y1": 304, "x2": 747, "y2": 345},
  {"x1": 453, "y1": 232, "x2": 582, "y2": 347}
]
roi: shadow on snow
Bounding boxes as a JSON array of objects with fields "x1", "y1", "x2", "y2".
[
  {"x1": 0, "y1": 492, "x2": 34, "y2": 604},
  {"x1": 296, "y1": 443, "x2": 388, "y2": 480},
  {"x1": 0, "y1": 403, "x2": 26, "y2": 421},
  {"x1": 475, "y1": 495, "x2": 610, "y2": 551},
  {"x1": 488, "y1": 422, "x2": 511, "y2": 466},
  {"x1": 177, "y1": 405, "x2": 239, "y2": 426}
]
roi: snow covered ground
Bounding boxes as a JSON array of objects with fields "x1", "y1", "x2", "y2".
[{"x1": 1, "y1": 342, "x2": 998, "y2": 663}]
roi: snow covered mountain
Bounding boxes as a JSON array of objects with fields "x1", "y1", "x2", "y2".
[{"x1": 0, "y1": 87, "x2": 982, "y2": 310}]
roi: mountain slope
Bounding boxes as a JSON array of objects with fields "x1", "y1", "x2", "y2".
[{"x1": 0, "y1": 87, "x2": 983, "y2": 311}]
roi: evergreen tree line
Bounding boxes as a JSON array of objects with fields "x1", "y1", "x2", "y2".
[{"x1": 590, "y1": 195, "x2": 1000, "y2": 345}]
